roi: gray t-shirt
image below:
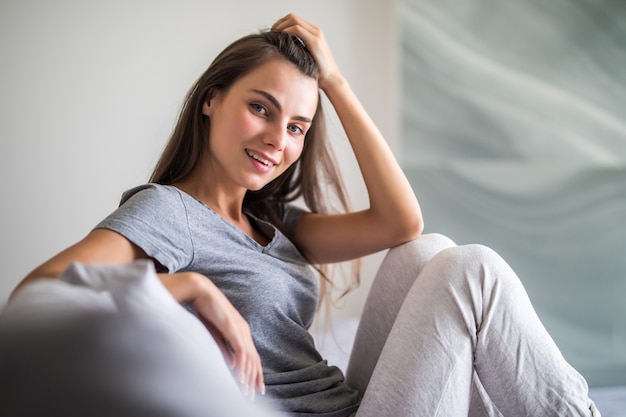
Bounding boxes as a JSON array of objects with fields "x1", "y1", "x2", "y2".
[{"x1": 95, "y1": 184, "x2": 360, "y2": 417}]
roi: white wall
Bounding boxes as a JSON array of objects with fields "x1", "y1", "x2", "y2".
[{"x1": 0, "y1": 0, "x2": 400, "y2": 317}]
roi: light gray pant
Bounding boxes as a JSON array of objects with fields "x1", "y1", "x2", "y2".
[{"x1": 346, "y1": 234, "x2": 599, "y2": 417}]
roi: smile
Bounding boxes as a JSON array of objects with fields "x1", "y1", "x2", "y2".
[{"x1": 245, "y1": 149, "x2": 276, "y2": 167}]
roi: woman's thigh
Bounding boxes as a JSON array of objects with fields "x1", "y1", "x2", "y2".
[{"x1": 345, "y1": 233, "x2": 456, "y2": 395}]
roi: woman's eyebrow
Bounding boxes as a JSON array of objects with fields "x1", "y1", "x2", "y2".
[{"x1": 251, "y1": 89, "x2": 312, "y2": 123}]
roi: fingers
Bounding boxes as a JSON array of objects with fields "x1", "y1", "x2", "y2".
[
  {"x1": 229, "y1": 322, "x2": 265, "y2": 399},
  {"x1": 270, "y1": 13, "x2": 342, "y2": 91},
  {"x1": 162, "y1": 272, "x2": 265, "y2": 400},
  {"x1": 193, "y1": 282, "x2": 265, "y2": 400},
  {"x1": 271, "y1": 13, "x2": 313, "y2": 33},
  {"x1": 215, "y1": 316, "x2": 265, "y2": 400},
  {"x1": 214, "y1": 319, "x2": 265, "y2": 400},
  {"x1": 271, "y1": 14, "x2": 320, "y2": 47}
]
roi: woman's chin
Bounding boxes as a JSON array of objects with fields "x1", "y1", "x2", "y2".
[{"x1": 245, "y1": 181, "x2": 269, "y2": 192}]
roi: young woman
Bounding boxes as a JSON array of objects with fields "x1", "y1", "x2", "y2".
[{"x1": 11, "y1": 14, "x2": 598, "y2": 417}]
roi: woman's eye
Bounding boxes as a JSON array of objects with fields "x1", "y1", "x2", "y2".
[
  {"x1": 251, "y1": 103, "x2": 267, "y2": 114},
  {"x1": 288, "y1": 125, "x2": 304, "y2": 135}
]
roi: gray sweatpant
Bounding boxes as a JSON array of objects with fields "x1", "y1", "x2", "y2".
[{"x1": 346, "y1": 234, "x2": 600, "y2": 417}]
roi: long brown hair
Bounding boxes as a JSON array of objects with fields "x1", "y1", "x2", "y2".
[{"x1": 150, "y1": 30, "x2": 358, "y2": 308}]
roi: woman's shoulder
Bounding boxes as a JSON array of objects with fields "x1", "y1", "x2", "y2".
[
  {"x1": 278, "y1": 202, "x2": 309, "y2": 234},
  {"x1": 119, "y1": 183, "x2": 182, "y2": 207}
]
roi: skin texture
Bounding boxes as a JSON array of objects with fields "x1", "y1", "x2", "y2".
[{"x1": 12, "y1": 14, "x2": 423, "y2": 401}]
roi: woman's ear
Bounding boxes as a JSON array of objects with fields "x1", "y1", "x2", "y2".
[{"x1": 202, "y1": 88, "x2": 217, "y2": 117}]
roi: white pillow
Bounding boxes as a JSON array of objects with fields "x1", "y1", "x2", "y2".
[{"x1": 0, "y1": 260, "x2": 273, "y2": 417}]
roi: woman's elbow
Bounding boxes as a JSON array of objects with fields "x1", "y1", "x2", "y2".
[
  {"x1": 406, "y1": 214, "x2": 425, "y2": 241},
  {"x1": 391, "y1": 212, "x2": 424, "y2": 246}
]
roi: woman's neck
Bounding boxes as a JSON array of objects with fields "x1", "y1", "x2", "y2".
[
  {"x1": 173, "y1": 179, "x2": 269, "y2": 245},
  {"x1": 177, "y1": 182, "x2": 245, "y2": 221}
]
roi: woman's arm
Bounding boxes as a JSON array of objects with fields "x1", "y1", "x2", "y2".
[
  {"x1": 11, "y1": 228, "x2": 141, "y2": 299},
  {"x1": 11, "y1": 228, "x2": 264, "y2": 398},
  {"x1": 272, "y1": 15, "x2": 424, "y2": 264},
  {"x1": 159, "y1": 271, "x2": 264, "y2": 399}
]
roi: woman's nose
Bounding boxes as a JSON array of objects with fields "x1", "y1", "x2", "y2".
[{"x1": 263, "y1": 123, "x2": 287, "y2": 150}]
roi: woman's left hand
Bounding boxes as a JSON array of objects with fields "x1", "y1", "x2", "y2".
[{"x1": 271, "y1": 14, "x2": 343, "y2": 91}]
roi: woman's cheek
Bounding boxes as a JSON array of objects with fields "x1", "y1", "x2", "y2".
[{"x1": 288, "y1": 140, "x2": 305, "y2": 163}]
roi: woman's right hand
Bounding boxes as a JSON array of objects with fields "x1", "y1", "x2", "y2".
[
  {"x1": 271, "y1": 13, "x2": 342, "y2": 92},
  {"x1": 158, "y1": 272, "x2": 265, "y2": 400}
]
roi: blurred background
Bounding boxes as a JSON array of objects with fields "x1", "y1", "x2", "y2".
[
  {"x1": 1, "y1": 0, "x2": 623, "y2": 400},
  {"x1": 400, "y1": 0, "x2": 626, "y2": 388}
]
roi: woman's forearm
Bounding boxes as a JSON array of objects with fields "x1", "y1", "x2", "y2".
[
  {"x1": 322, "y1": 77, "x2": 423, "y2": 240},
  {"x1": 157, "y1": 272, "x2": 205, "y2": 303},
  {"x1": 10, "y1": 229, "x2": 142, "y2": 301},
  {"x1": 10, "y1": 265, "x2": 63, "y2": 301}
]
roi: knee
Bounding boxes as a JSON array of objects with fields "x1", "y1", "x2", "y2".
[
  {"x1": 386, "y1": 233, "x2": 457, "y2": 262},
  {"x1": 435, "y1": 243, "x2": 501, "y2": 267},
  {"x1": 380, "y1": 233, "x2": 457, "y2": 276},
  {"x1": 417, "y1": 233, "x2": 457, "y2": 249},
  {"x1": 428, "y1": 243, "x2": 517, "y2": 288},
  {"x1": 373, "y1": 233, "x2": 458, "y2": 291},
  {"x1": 451, "y1": 243, "x2": 501, "y2": 264}
]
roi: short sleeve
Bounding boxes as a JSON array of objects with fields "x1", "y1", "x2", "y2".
[
  {"x1": 280, "y1": 203, "x2": 308, "y2": 235},
  {"x1": 95, "y1": 184, "x2": 194, "y2": 272}
]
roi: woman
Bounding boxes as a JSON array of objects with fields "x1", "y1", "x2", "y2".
[{"x1": 11, "y1": 14, "x2": 598, "y2": 417}]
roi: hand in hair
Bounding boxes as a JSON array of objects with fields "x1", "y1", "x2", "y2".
[{"x1": 271, "y1": 14, "x2": 343, "y2": 92}]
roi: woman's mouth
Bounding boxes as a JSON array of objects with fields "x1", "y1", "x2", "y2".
[{"x1": 245, "y1": 149, "x2": 276, "y2": 167}]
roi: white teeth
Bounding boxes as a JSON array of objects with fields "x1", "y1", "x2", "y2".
[{"x1": 246, "y1": 150, "x2": 275, "y2": 166}]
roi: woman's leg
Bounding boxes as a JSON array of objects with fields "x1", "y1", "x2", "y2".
[
  {"x1": 351, "y1": 242, "x2": 597, "y2": 417},
  {"x1": 345, "y1": 233, "x2": 457, "y2": 395}
]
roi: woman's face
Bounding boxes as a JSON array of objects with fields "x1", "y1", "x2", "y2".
[{"x1": 202, "y1": 58, "x2": 319, "y2": 192}]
